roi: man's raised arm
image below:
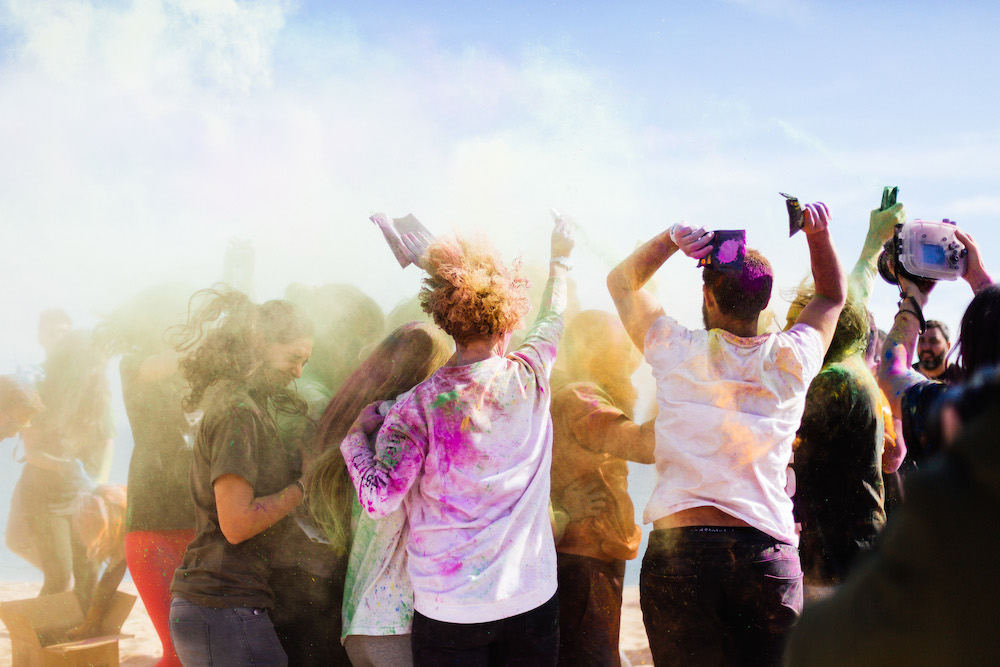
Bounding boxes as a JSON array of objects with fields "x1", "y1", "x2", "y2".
[
  {"x1": 793, "y1": 203, "x2": 848, "y2": 352},
  {"x1": 607, "y1": 225, "x2": 713, "y2": 351}
]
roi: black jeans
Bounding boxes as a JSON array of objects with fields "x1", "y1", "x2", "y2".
[
  {"x1": 640, "y1": 527, "x2": 802, "y2": 667},
  {"x1": 411, "y1": 593, "x2": 559, "y2": 666},
  {"x1": 556, "y1": 553, "x2": 625, "y2": 667}
]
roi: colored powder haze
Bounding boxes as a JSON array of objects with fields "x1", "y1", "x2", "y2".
[{"x1": 2, "y1": 1, "x2": 999, "y2": 584}]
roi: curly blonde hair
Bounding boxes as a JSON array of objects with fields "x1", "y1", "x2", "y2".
[{"x1": 418, "y1": 237, "x2": 530, "y2": 345}]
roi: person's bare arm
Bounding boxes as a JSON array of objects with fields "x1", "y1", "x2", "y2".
[
  {"x1": 793, "y1": 203, "x2": 848, "y2": 352},
  {"x1": 598, "y1": 418, "x2": 656, "y2": 464},
  {"x1": 877, "y1": 275, "x2": 930, "y2": 417},
  {"x1": 214, "y1": 474, "x2": 304, "y2": 544},
  {"x1": 851, "y1": 203, "x2": 905, "y2": 304},
  {"x1": 882, "y1": 415, "x2": 906, "y2": 474},
  {"x1": 65, "y1": 557, "x2": 127, "y2": 640},
  {"x1": 607, "y1": 225, "x2": 712, "y2": 351}
]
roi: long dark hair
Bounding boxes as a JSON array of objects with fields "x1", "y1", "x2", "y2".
[
  {"x1": 307, "y1": 321, "x2": 451, "y2": 553},
  {"x1": 172, "y1": 288, "x2": 314, "y2": 413},
  {"x1": 957, "y1": 284, "x2": 1000, "y2": 376}
]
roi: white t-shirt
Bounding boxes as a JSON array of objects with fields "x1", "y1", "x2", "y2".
[
  {"x1": 342, "y1": 275, "x2": 565, "y2": 624},
  {"x1": 340, "y1": 497, "x2": 412, "y2": 639},
  {"x1": 643, "y1": 316, "x2": 825, "y2": 545}
]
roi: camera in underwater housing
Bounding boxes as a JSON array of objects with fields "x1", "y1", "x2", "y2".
[{"x1": 877, "y1": 219, "x2": 967, "y2": 285}]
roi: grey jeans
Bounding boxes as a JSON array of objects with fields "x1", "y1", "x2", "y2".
[{"x1": 169, "y1": 596, "x2": 287, "y2": 667}]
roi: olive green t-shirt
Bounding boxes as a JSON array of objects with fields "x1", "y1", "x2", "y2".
[{"x1": 171, "y1": 386, "x2": 299, "y2": 609}]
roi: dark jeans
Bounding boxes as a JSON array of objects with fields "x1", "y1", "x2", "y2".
[
  {"x1": 269, "y1": 567, "x2": 350, "y2": 667},
  {"x1": 411, "y1": 593, "x2": 559, "y2": 667},
  {"x1": 169, "y1": 596, "x2": 288, "y2": 667},
  {"x1": 556, "y1": 553, "x2": 625, "y2": 667},
  {"x1": 639, "y1": 527, "x2": 802, "y2": 667}
]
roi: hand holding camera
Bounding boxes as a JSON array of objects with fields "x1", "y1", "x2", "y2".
[
  {"x1": 878, "y1": 218, "x2": 967, "y2": 288},
  {"x1": 955, "y1": 228, "x2": 992, "y2": 293}
]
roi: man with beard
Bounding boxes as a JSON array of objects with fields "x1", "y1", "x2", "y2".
[
  {"x1": 607, "y1": 201, "x2": 845, "y2": 666},
  {"x1": 913, "y1": 320, "x2": 962, "y2": 384}
]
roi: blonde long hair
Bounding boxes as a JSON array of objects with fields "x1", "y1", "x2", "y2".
[
  {"x1": 307, "y1": 322, "x2": 451, "y2": 553},
  {"x1": 72, "y1": 484, "x2": 127, "y2": 564}
]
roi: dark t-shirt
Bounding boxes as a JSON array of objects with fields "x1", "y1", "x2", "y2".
[
  {"x1": 900, "y1": 379, "x2": 949, "y2": 473},
  {"x1": 793, "y1": 358, "x2": 886, "y2": 583},
  {"x1": 171, "y1": 386, "x2": 299, "y2": 609},
  {"x1": 911, "y1": 361, "x2": 964, "y2": 386},
  {"x1": 121, "y1": 354, "x2": 196, "y2": 532},
  {"x1": 785, "y1": 387, "x2": 1000, "y2": 666}
]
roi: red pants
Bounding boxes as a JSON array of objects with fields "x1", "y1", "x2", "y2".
[{"x1": 125, "y1": 529, "x2": 195, "y2": 667}]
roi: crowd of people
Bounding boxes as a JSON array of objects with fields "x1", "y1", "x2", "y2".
[{"x1": 0, "y1": 194, "x2": 997, "y2": 667}]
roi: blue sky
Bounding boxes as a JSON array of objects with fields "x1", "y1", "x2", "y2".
[{"x1": 1, "y1": 0, "x2": 998, "y2": 577}]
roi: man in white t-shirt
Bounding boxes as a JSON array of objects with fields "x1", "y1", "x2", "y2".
[{"x1": 607, "y1": 202, "x2": 845, "y2": 666}]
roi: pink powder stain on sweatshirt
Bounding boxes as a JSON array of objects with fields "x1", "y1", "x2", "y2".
[
  {"x1": 437, "y1": 558, "x2": 463, "y2": 577},
  {"x1": 426, "y1": 380, "x2": 503, "y2": 475}
]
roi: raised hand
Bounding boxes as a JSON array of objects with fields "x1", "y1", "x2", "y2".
[
  {"x1": 868, "y1": 202, "x2": 906, "y2": 246},
  {"x1": 955, "y1": 228, "x2": 992, "y2": 292},
  {"x1": 550, "y1": 209, "x2": 575, "y2": 260},
  {"x1": 669, "y1": 223, "x2": 714, "y2": 259},
  {"x1": 400, "y1": 229, "x2": 435, "y2": 271},
  {"x1": 802, "y1": 202, "x2": 831, "y2": 235}
]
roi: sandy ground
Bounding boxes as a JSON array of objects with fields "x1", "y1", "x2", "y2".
[{"x1": 0, "y1": 581, "x2": 652, "y2": 667}]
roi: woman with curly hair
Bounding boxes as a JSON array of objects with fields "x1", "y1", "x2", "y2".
[
  {"x1": 167, "y1": 289, "x2": 313, "y2": 667},
  {"x1": 342, "y1": 214, "x2": 574, "y2": 666},
  {"x1": 308, "y1": 320, "x2": 451, "y2": 667}
]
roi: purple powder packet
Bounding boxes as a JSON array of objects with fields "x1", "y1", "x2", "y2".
[{"x1": 697, "y1": 230, "x2": 746, "y2": 273}]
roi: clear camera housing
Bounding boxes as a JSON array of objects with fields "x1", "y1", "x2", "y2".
[{"x1": 897, "y1": 219, "x2": 967, "y2": 281}]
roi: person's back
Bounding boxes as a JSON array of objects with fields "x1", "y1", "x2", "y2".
[
  {"x1": 374, "y1": 304, "x2": 561, "y2": 621},
  {"x1": 645, "y1": 318, "x2": 823, "y2": 540},
  {"x1": 608, "y1": 202, "x2": 845, "y2": 666},
  {"x1": 794, "y1": 353, "x2": 886, "y2": 584},
  {"x1": 343, "y1": 213, "x2": 574, "y2": 665},
  {"x1": 786, "y1": 366, "x2": 1000, "y2": 666},
  {"x1": 549, "y1": 310, "x2": 654, "y2": 667}
]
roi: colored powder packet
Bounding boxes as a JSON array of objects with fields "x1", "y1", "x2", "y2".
[{"x1": 697, "y1": 230, "x2": 746, "y2": 273}]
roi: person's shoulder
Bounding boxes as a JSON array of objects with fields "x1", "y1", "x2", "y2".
[
  {"x1": 812, "y1": 359, "x2": 875, "y2": 396},
  {"x1": 771, "y1": 323, "x2": 827, "y2": 364},
  {"x1": 904, "y1": 377, "x2": 948, "y2": 405},
  {"x1": 201, "y1": 383, "x2": 263, "y2": 424},
  {"x1": 554, "y1": 380, "x2": 611, "y2": 406},
  {"x1": 385, "y1": 373, "x2": 439, "y2": 417},
  {"x1": 645, "y1": 313, "x2": 695, "y2": 350},
  {"x1": 778, "y1": 321, "x2": 825, "y2": 345}
]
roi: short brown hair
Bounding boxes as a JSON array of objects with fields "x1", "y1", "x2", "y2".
[
  {"x1": 703, "y1": 248, "x2": 773, "y2": 322},
  {"x1": 419, "y1": 237, "x2": 530, "y2": 345}
]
